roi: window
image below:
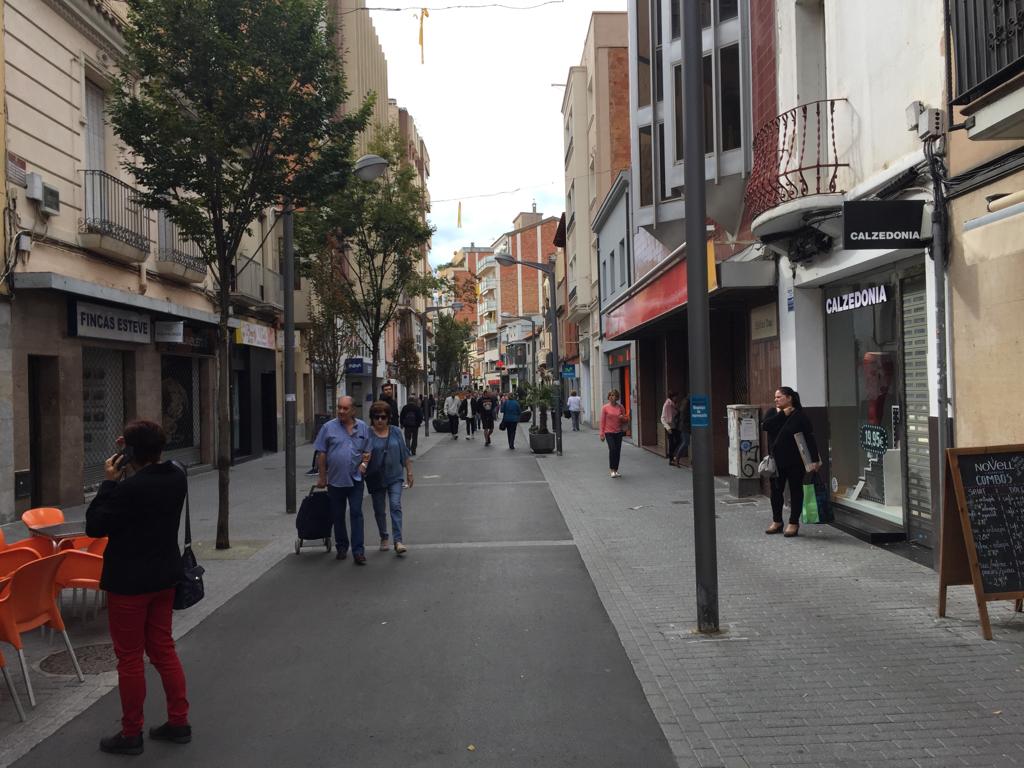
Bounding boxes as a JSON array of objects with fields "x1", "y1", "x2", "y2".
[
  {"x1": 720, "y1": 44, "x2": 741, "y2": 151},
  {"x1": 637, "y1": 0, "x2": 651, "y2": 108},
  {"x1": 658, "y1": 123, "x2": 680, "y2": 201},
  {"x1": 673, "y1": 66, "x2": 684, "y2": 162},
  {"x1": 671, "y1": 0, "x2": 680, "y2": 39},
  {"x1": 618, "y1": 239, "x2": 627, "y2": 286},
  {"x1": 654, "y1": 0, "x2": 663, "y2": 102},
  {"x1": 610, "y1": 248, "x2": 616, "y2": 292},
  {"x1": 85, "y1": 80, "x2": 106, "y2": 171},
  {"x1": 639, "y1": 125, "x2": 653, "y2": 207},
  {"x1": 700, "y1": 0, "x2": 711, "y2": 28},
  {"x1": 703, "y1": 54, "x2": 714, "y2": 152},
  {"x1": 719, "y1": 0, "x2": 738, "y2": 21},
  {"x1": 602, "y1": 257, "x2": 609, "y2": 299}
]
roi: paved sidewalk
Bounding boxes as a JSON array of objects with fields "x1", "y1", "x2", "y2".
[
  {"x1": 539, "y1": 429, "x2": 1024, "y2": 767},
  {"x1": 0, "y1": 430, "x2": 450, "y2": 766}
]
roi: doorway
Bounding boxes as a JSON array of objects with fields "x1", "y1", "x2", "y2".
[
  {"x1": 260, "y1": 372, "x2": 277, "y2": 453},
  {"x1": 27, "y1": 356, "x2": 59, "y2": 507}
]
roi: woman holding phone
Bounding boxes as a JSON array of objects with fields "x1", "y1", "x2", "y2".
[{"x1": 599, "y1": 389, "x2": 629, "y2": 478}]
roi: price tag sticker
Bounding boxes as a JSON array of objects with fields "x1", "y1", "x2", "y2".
[{"x1": 859, "y1": 424, "x2": 888, "y2": 456}]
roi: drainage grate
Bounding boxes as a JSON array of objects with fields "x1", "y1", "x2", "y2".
[{"x1": 41, "y1": 643, "x2": 117, "y2": 675}]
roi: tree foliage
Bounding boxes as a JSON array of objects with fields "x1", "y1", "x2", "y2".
[
  {"x1": 303, "y1": 250, "x2": 360, "y2": 404},
  {"x1": 296, "y1": 123, "x2": 437, "y2": 399},
  {"x1": 108, "y1": 0, "x2": 370, "y2": 548},
  {"x1": 432, "y1": 313, "x2": 474, "y2": 391},
  {"x1": 393, "y1": 334, "x2": 422, "y2": 392}
]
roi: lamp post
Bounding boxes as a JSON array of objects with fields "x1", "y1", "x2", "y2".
[
  {"x1": 282, "y1": 154, "x2": 390, "y2": 515},
  {"x1": 495, "y1": 250, "x2": 562, "y2": 456},
  {"x1": 424, "y1": 301, "x2": 463, "y2": 432}
]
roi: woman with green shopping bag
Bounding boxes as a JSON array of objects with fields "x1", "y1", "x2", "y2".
[{"x1": 761, "y1": 387, "x2": 821, "y2": 538}]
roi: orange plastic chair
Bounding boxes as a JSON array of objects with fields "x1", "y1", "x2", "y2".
[
  {"x1": 20, "y1": 508, "x2": 64, "y2": 529},
  {"x1": 0, "y1": 529, "x2": 52, "y2": 559},
  {"x1": 0, "y1": 648, "x2": 26, "y2": 722},
  {"x1": 0, "y1": 553, "x2": 84, "y2": 707},
  {"x1": 57, "y1": 536, "x2": 103, "y2": 553},
  {"x1": 86, "y1": 537, "x2": 108, "y2": 556},
  {"x1": 0, "y1": 549, "x2": 40, "y2": 581},
  {"x1": 54, "y1": 551, "x2": 104, "y2": 621}
]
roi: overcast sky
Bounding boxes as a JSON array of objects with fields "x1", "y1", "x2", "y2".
[{"x1": 369, "y1": 0, "x2": 626, "y2": 268}]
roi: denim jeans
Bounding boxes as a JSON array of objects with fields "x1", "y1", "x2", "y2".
[
  {"x1": 605, "y1": 431, "x2": 623, "y2": 471},
  {"x1": 505, "y1": 421, "x2": 517, "y2": 448},
  {"x1": 327, "y1": 482, "x2": 366, "y2": 555},
  {"x1": 571, "y1": 411, "x2": 580, "y2": 431},
  {"x1": 371, "y1": 480, "x2": 404, "y2": 543},
  {"x1": 673, "y1": 431, "x2": 691, "y2": 461}
]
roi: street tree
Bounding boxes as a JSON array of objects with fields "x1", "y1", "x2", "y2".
[
  {"x1": 302, "y1": 250, "x2": 361, "y2": 408},
  {"x1": 297, "y1": 124, "x2": 437, "y2": 400},
  {"x1": 393, "y1": 334, "x2": 423, "y2": 394},
  {"x1": 432, "y1": 313, "x2": 474, "y2": 390},
  {"x1": 109, "y1": 0, "x2": 370, "y2": 548}
]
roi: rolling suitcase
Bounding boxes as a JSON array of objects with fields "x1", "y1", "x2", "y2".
[{"x1": 295, "y1": 486, "x2": 333, "y2": 554}]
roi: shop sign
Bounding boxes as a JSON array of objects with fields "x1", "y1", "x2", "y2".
[
  {"x1": 691, "y1": 394, "x2": 709, "y2": 428},
  {"x1": 842, "y1": 200, "x2": 927, "y2": 250},
  {"x1": 70, "y1": 300, "x2": 151, "y2": 344},
  {"x1": 154, "y1": 321, "x2": 184, "y2": 343},
  {"x1": 157, "y1": 325, "x2": 216, "y2": 356},
  {"x1": 275, "y1": 329, "x2": 301, "y2": 350},
  {"x1": 859, "y1": 424, "x2": 889, "y2": 456},
  {"x1": 606, "y1": 347, "x2": 631, "y2": 369},
  {"x1": 235, "y1": 321, "x2": 275, "y2": 350},
  {"x1": 561, "y1": 363, "x2": 576, "y2": 379},
  {"x1": 750, "y1": 303, "x2": 778, "y2": 340},
  {"x1": 826, "y1": 285, "x2": 888, "y2": 315},
  {"x1": 345, "y1": 357, "x2": 366, "y2": 375}
]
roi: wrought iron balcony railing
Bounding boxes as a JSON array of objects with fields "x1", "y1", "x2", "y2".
[
  {"x1": 157, "y1": 211, "x2": 207, "y2": 277},
  {"x1": 745, "y1": 99, "x2": 849, "y2": 222},
  {"x1": 951, "y1": 0, "x2": 1024, "y2": 104},
  {"x1": 83, "y1": 170, "x2": 150, "y2": 252}
]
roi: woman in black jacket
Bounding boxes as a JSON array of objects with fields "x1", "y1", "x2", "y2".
[
  {"x1": 761, "y1": 387, "x2": 821, "y2": 538},
  {"x1": 86, "y1": 420, "x2": 191, "y2": 755}
]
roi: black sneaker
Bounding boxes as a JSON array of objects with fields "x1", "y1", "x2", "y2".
[
  {"x1": 353, "y1": 553, "x2": 367, "y2": 565},
  {"x1": 335, "y1": 549, "x2": 348, "y2": 561},
  {"x1": 149, "y1": 722, "x2": 192, "y2": 744},
  {"x1": 304, "y1": 468, "x2": 318, "y2": 476},
  {"x1": 100, "y1": 732, "x2": 144, "y2": 755}
]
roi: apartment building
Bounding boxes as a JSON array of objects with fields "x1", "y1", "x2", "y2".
[
  {"x1": 436, "y1": 245, "x2": 484, "y2": 388},
  {"x1": 614, "y1": 0, "x2": 778, "y2": 469},
  {"x1": 561, "y1": 12, "x2": 631, "y2": 427},
  {"x1": 747, "y1": 0, "x2": 946, "y2": 548}
]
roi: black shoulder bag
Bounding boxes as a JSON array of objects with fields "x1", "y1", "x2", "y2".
[{"x1": 171, "y1": 462, "x2": 205, "y2": 611}]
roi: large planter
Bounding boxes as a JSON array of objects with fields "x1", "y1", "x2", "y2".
[
  {"x1": 529, "y1": 431, "x2": 555, "y2": 454},
  {"x1": 432, "y1": 417, "x2": 451, "y2": 433}
]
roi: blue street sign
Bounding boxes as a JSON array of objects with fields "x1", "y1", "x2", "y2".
[{"x1": 691, "y1": 395, "x2": 709, "y2": 428}]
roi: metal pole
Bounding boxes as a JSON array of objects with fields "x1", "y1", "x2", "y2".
[
  {"x1": 682, "y1": 0, "x2": 718, "y2": 632},
  {"x1": 531, "y1": 319, "x2": 537, "y2": 429},
  {"x1": 548, "y1": 265, "x2": 562, "y2": 456},
  {"x1": 282, "y1": 202, "x2": 297, "y2": 515},
  {"x1": 928, "y1": 139, "x2": 950, "y2": 571},
  {"x1": 422, "y1": 311, "x2": 430, "y2": 436}
]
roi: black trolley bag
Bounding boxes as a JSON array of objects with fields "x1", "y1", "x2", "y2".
[{"x1": 295, "y1": 486, "x2": 333, "y2": 554}]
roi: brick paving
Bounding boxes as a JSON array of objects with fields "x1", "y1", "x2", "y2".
[{"x1": 537, "y1": 429, "x2": 1024, "y2": 768}]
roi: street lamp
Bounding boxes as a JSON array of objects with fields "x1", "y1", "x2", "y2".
[
  {"x1": 494, "y1": 250, "x2": 562, "y2": 456},
  {"x1": 283, "y1": 153, "x2": 389, "y2": 515},
  {"x1": 423, "y1": 301, "x2": 463, "y2": 434}
]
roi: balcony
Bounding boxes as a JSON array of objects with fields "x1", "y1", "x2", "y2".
[
  {"x1": 262, "y1": 267, "x2": 283, "y2": 309},
  {"x1": 155, "y1": 211, "x2": 207, "y2": 283},
  {"x1": 951, "y1": 0, "x2": 1024, "y2": 108},
  {"x1": 79, "y1": 170, "x2": 150, "y2": 264},
  {"x1": 479, "y1": 319, "x2": 498, "y2": 336},
  {"x1": 478, "y1": 298, "x2": 497, "y2": 314},
  {"x1": 476, "y1": 255, "x2": 496, "y2": 273},
  {"x1": 479, "y1": 277, "x2": 497, "y2": 294},
  {"x1": 746, "y1": 99, "x2": 850, "y2": 240},
  {"x1": 229, "y1": 255, "x2": 262, "y2": 306}
]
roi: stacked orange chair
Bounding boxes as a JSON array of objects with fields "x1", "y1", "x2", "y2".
[
  {"x1": 54, "y1": 551, "x2": 104, "y2": 621},
  {"x1": 0, "y1": 553, "x2": 84, "y2": 707},
  {"x1": 0, "y1": 528, "x2": 52, "y2": 560},
  {"x1": 18, "y1": 508, "x2": 66, "y2": 558},
  {"x1": 0, "y1": 549, "x2": 39, "y2": 588}
]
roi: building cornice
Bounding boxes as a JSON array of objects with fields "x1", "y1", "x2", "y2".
[{"x1": 44, "y1": 0, "x2": 126, "y2": 57}]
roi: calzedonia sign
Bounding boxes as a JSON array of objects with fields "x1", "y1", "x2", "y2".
[
  {"x1": 842, "y1": 200, "x2": 927, "y2": 250},
  {"x1": 826, "y1": 285, "x2": 888, "y2": 315}
]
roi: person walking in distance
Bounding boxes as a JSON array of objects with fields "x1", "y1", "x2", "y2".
[
  {"x1": 444, "y1": 390, "x2": 460, "y2": 439},
  {"x1": 366, "y1": 401, "x2": 413, "y2": 556},
  {"x1": 500, "y1": 391, "x2": 521, "y2": 449},
  {"x1": 85, "y1": 420, "x2": 191, "y2": 754},
  {"x1": 661, "y1": 392, "x2": 680, "y2": 466},
  {"x1": 567, "y1": 390, "x2": 583, "y2": 432},
  {"x1": 761, "y1": 386, "x2": 821, "y2": 538},
  {"x1": 315, "y1": 396, "x2": 372, "y2": 564},
  {"x1": 459, "y1": 390, "x2": 476, "y2": 440},
  {"x1": 672, "y1": 394, "x2": 692, "y2": 466},
  {"x1": 400, "y1": 395, "x2": 424, "y2": 456},
  {"x1": 477, "y1": 389, "x2": 498, "y2": 445},
  {"x1": 600, "y1": 389, "x2": 628, "y2": 478},
  {"x1": 379, "y1": 381, "x2": 400, "y2": 427}
]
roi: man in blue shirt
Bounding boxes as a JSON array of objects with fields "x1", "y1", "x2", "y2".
[{"x1": 315, "y1": 396, "x2": 372, "y2": 564}]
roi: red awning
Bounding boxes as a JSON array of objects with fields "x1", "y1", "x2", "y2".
[{"x1": 604, "y1": 260, "x2": 688, "y2": 339}]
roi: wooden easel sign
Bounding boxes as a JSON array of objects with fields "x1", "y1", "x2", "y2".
[{"x1": 938, "y1": 445, "x2": 1024, "y2": 640}]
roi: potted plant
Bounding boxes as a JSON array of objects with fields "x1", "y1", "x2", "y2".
[{"x1": 522, "y1": 382, "x2": 556, "y2": 454}]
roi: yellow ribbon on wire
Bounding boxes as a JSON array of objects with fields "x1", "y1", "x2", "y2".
[
  {"x1": 418, "y1": 8, "x2": 429, "y2": 64},
  {"x1": 457, "y1": 201, "x2": 462, "y2": 228}
]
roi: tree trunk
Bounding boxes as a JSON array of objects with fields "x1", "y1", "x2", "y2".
[
  {"x1": 215, "y1": 309, "x2": 232, "y2": 549},
  {"x1": 370, "y1": 339, "x2": 379, "y2": 405}
]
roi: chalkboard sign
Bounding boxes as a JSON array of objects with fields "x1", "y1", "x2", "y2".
[{"x1": 938, "y1": 445, "x2": 1024, "y2": 640}]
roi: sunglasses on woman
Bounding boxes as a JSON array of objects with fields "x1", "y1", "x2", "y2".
[{"x1": 371, "y1": 413, "x2": 389, "y2": 420}]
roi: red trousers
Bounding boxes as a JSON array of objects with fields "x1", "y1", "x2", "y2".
[{"x1": 107, "y1": 588, "x2": 189, "y2": 737}]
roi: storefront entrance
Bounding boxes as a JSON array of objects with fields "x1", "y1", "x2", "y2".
[
  {"x1": 825, "y1": 264, "x2": 933, "y2": 545},
  {"x1": 161, "y1": 355, "x2": 201, "y2": 466},
  {"x1": 82, "y1": 347, "x2": 129, "y2": 488}
]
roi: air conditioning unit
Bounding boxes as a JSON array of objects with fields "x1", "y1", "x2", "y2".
[{"x1": 26, "y1": 173, "x2": 60, "y2": 217}]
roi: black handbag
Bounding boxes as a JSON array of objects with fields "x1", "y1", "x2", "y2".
[{"x1": 172, "y1": 463, "x2": 205, "y2": 611}]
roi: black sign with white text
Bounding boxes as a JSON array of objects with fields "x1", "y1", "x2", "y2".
[{"x1": 842, "y1": 200, "x2": 927, "y2": 250}]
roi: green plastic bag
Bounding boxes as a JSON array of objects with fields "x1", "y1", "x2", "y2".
[{"x1": 801, "y1": 483, "x2": 820, "y2": 524}]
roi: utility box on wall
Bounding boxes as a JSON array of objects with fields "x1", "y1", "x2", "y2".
[{"x1": 727, "y1": 404, "x2": 761, "y2": 497}]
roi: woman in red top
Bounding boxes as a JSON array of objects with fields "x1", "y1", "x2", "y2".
[{"x1": 599, "y1": 389, "x2": 629, "y2": 477}]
